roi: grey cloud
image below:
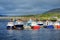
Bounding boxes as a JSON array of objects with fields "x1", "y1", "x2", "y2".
[{"x1": 0, "y1": 0, "x2": 60, "y2": 15}]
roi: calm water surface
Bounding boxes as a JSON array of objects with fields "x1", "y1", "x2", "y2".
[{"x1": 0, "y1": 20, "x2": 60, "y2": 40}]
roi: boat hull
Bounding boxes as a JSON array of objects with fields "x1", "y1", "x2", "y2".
[
  {"x1": 7, "y1": 25, "x2": 24, "y2": 30},
  {"x1": 7, "y1": 26, "x2": 14, "y2": 30},
  {"x1": 14, "y1": 25, "x2": 24, "y2": 30}
]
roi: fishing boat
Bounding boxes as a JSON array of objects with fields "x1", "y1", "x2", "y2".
[
  {"x1": 30, "y1": 21, "x2": 40, "y2": 30},
  {"x1": 54, "y1": 21, "x2": 60, "y2": 29},
  {"x1": 14, "y1": 19, "x2": 24, "y2": 30},
  {"x1": 43, "y1": 20, "x2": 54, "y2": 29},
  {"x1": 7, "y1": 19, "x2": 14, "y2": 30},
  {"x1": 7, "y1": 22, "x2": 14, "y2": 29},
  {"x1": 24, "y1": 19, "x2": 40, "y2": 30}
]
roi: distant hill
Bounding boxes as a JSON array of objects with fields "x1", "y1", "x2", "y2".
[
  {"x1": 39, "y1": 8, "x2": 60, "y2": 18},
  {"x1": 45, "y1": 8, "x2": 60, "y2": 13}
]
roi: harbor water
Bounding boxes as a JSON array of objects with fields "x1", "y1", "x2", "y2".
[{"x1": 0, "y1": 20, "x2": 60, "y2": 40}]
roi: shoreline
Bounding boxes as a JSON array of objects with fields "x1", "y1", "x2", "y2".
[{"x1": 0, "y1": 16, "x2": 59, "y2": 21}]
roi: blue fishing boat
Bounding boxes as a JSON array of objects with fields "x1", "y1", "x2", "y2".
[{"x1": 43, "y1": 20, "x2": 54, "y2": 29}]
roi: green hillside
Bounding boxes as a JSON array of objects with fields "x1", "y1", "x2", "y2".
[
  {"x1": 40, "y1": 8, "x2": 60, "y2": 18},
  {"x1": 33, "y1": 8, "x2": 60, "y2": 20}
]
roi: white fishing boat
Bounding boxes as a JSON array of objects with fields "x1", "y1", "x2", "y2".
[
  {"x1": 14, "y1": 19, "x2": 24, "y2": 30},
  {"x1": 7, "y1": 21, "x2": 14, "y2": 29},
  {"x1": 7, "y1": 19, "x2": 14, "y2": 29}
]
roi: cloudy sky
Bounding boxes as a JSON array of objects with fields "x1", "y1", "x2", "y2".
[{"x1": 0, "y1": 0, "x2": 60, "y2": 15}]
